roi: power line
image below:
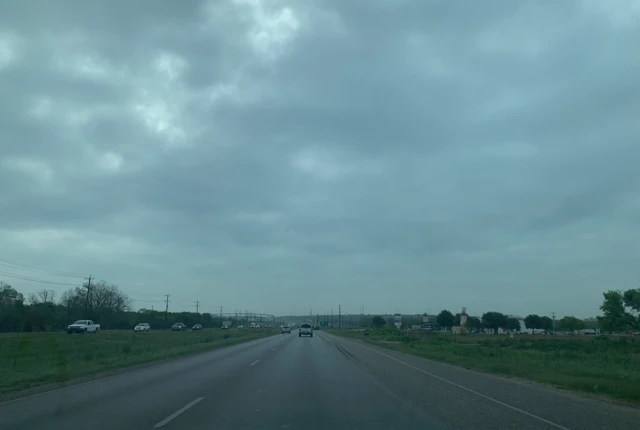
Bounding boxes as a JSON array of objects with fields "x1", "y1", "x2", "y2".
[
  {"x1": 0, "y1": 270, "x2": 81, "y2": 286},
  {"x1": 0, "y1": 258, "x2": 87, "y2": 278},
  {"x1": 132, "y1": 299, "x2": 166, "y2": 303},
  {"x1": 0, "y1": 261, "x2": 86, "y2": 279}
]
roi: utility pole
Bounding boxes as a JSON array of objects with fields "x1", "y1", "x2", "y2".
[
  {"x1": 551, "y1": 312, "x2": 556, "y2": 334},
  {"x1": 332, "y1": 309, "x2": 334, "y2": 328},
  {"x1": 83, "y1": 275, "x2": 92, "y2": 317},
  {"x1": 196, "y1": 300, "x2": 199, "y2": 314},
  {"x1": 339, "y1": 305, "x2": 341, "y2": 330},
  {"x1": 219, "y1": 306, "x2": 223, "y2": 328},
  {"x1": 164, "y1": 294, "x2": 170, "y2": 330}
]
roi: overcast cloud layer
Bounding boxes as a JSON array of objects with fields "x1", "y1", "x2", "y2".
[{"x1": 1, "y1": 0, "x2": 639, "y2": 318}]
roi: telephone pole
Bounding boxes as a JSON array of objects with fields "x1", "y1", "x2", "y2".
[
  {"x1": 83, "y1": 275, "x2": 92, "y2": 317},
  {"x1": 164, "y1": 294, "x2": 170, "y2": 330},
  {"x1": 338, "y1": 305, "x2": 341, "y2": 330},
  {"x1": 196, "y1": 300, "x2": 199, "y2": 314},
  {"x1": 219, "y1": 306, "x2": 223, "y2": 328},
  {"x1": 332, "y1": 309, "x2": 334, "y2": 328},
  {"x1": 551, "y1": 312, "x2": 556, "y2": 334}
]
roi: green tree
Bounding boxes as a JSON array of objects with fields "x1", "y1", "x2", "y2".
[
  {"x1": 372, "y1": 315, "x2": 386, "y2": 328},
  {"x1": 540, "y1": 316, "x2": 553, "y2": 332},
  {"x1": 559, "y1": 316, "x2": 584, "y2": 333},
  {"x1": 524, "y1": 314, "x2": 542, "y2": 333},
  {"x1": 599, "y1": 290, "x2": 632, "y2": 333},
  {"x1": 0, "y1": 282, "x2": 25, "y2": 331},
  {"x1": 436, "y1": 310, "x2": 454, "y2": 330},
  {"x1": 466, "y1": 316, "x2": 483, "y2": 331},
  {"x1": 482, "y1": 312, "x2": 508, "y2": 334},
  {"x1": 505, "y1": 317, "x2": 521, "y2": 332},
  {"x1": 623, "y1": 288, "x2": 640, "y2": 328},
  {"x1": 453, "y1": 313, "x2": 461, "y2": 326}
]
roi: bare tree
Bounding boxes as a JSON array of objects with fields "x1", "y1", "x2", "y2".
[{"x1": 28, "y1": 289, "x2": 56, "y2": 305}]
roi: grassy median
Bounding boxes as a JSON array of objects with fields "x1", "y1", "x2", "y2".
[
  {"x1": 0, "y1": 328, "x2": 277, "y2": 395},
  {"x1": 329, "y1": 329, "x2": 640, "y2": 404}
]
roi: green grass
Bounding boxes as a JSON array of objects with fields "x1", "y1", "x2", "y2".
[
  {"x1": 329, "y1": 329, "x2": 640, "y2": 404},
  {"x1": 0, "y1": 328, "x2": 277, "y2": 395}
]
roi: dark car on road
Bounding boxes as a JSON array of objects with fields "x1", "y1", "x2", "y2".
[
  {"x1": 192, "y1": 324, "x2": 203, "y2": 331},
  {"x1": 171, "y1": 323, "x2": 187, "y2": 331}
]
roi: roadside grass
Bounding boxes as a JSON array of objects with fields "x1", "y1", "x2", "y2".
[
  {"x1": 328, "y1": 329, "x2": 640, "y2": 404},
  {"x1": 0, "y1": 328, "x2": 277, "y2": 395}
]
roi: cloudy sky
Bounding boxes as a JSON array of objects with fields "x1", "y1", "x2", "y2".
[{"x1": 1, "y1": 0, "x2": 639, "y2": 318}]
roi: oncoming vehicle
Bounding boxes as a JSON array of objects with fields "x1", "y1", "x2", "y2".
[
  {"x1": 171, "y1": 323, "x2": 187, "y2": 331},
  {"x1": 134, "y1": 323, "x2": 150, "y2": 332},
  {"x1": 281, "y1": 325, "x2": 291, "y2": 334},
  {"x1": 299, "y1": 323, "x2": 313, "y2": 337},
  {"x1": 67, "y1": 320, "x2": 100, "y2": 334},
  {"x1": 192, "y1": 324, "x2": 203, "y2": 331}
]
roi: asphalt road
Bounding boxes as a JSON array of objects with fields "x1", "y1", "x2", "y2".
[{"x1": 2, "y1": 330, "x2": 640, "y2": 430}]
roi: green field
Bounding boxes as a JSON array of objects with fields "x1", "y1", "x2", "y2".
[
  {"x1": 330, "y1": 329, "x2": 640, "y2": 404},
  {"x1": 0, "y1": 328, "x2": 277, "y2": 395}
]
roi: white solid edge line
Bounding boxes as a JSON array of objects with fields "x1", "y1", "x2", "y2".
[
  {"x1": 358, "y1": 343, "x2": 571, "y2": 430},
  {"x1": 250, "y1": 360, "x2": 260, "y2": 366},
  {"x1": 154, "y1": 397, "x2": 203, "y2": 428}
]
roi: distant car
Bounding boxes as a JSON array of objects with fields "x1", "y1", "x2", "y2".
[
  {"x1": 250, "y1": 323, "x2": 256, "y2": 328},
  {"x1": 299, "y1": 323, "x2": 313, "y2": 337},
  {"x1": 282, "y1": 326, "x2": 291, "y2": 334},
  {"x1": 192, "y1": 324, "x2": 203, "y2": 331},
  {"x1": 172, "y1": 323, "x2": 187, "y2": 331},
  {"x1": 134, "y1": 323, "x2": 150, "y2": 332},
  {"x1": 237, "y1": 325, "x2": 244, "y2": 329},
  {"x1": 67, "y1": 320, "x2": 100, "y2": 334}
]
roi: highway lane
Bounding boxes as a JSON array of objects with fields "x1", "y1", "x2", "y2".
[{"x1": 2, "y1": 330, "x2": 640, "y2": 430}]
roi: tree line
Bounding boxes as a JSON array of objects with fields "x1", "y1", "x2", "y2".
[
  {"x1": 0, "y1": 281, "x2": 219, "y2": 332},
  {"x1": 368, "y1": 287, "x2": 640, "y2": 334}
]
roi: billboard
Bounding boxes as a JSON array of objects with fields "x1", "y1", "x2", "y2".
[{"x1": 393, "y1": 313, "x2": 402, "y2": 329}]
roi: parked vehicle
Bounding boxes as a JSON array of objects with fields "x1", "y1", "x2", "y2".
[
  {"x1": 192, "y1": 324, "x2": 203, "y2": 331},
  {"x1": 281, "y1": 326, "x2": 291, "y2": 334},
  {"x1": 67, "y1": 320, "x2": 100, "y2": 334},
  {"x1": 171, "y1": 323, "x2": 187, "y2": 331},
  {"x1": 299, "y1": 323, "x2": 313, "y2": 337},
  {"x1": 237, "y1": 325, "x2": 244, "y2": 329},
  {"x1": 134, "y1": 323, "x2": 150, "y2": 332},
  {"x1": 250, "y1": 323, "x2": 256, "y2": 328}
]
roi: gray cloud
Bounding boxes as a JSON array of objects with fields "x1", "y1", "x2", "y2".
[{"x1": 1, "y1": 0, "x2": 640, "y2": 317}]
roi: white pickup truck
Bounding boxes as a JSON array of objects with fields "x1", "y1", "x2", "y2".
[
  {"x1": 299, "y1": 323, "x2": 313, "y2": 337},
  {"x1": 67, "y1": 320, "x2": 100, "y2": 334}
]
